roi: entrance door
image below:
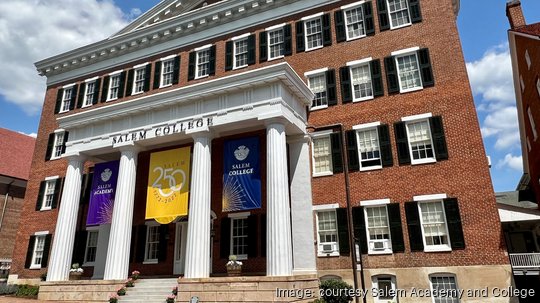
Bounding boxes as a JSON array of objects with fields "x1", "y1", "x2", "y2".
[{"x1": 173, "y1": 222, "x2": 187, "y2": 275}]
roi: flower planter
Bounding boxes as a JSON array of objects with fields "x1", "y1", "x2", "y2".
[
  {"x1": 69, "y1": 272, "x2": 83, "y2": 280},
  {"x1": 226, "y1": 264, "x2": 242, "y2": 277}
]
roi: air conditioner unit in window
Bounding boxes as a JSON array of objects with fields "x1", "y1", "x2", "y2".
[
  {"x1": 372, "y1": 240, "x2": 387, "y2": 251},
  {"x1": 322, "y1": 244, "x2": 334, "y2": 252}
]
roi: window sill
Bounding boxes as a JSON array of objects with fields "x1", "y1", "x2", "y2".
[
  {"x1": 195, "y1": 75, "x2": 209, "y2": 80},
  {"x1": 49, "y1": 156, "x2": 61, "y2": 161},
  {"x1": 82, "y1": 262, "x2": 95, "y2": 267},
  {"x1": 106, "y1": 98, "x2": 118, "y2": 102},
  {"x1": 268, "y1": 55, "x2": 284, "y2": 62},
  {"x1": 317, "y1": 252, "x2": 340, "y2": 257},
  {"x1": 235, "y1": 254, "x2": 248, "y2": 261},
  {"x1": 411, "y1": 158, "x2": 437, "y2": 166},
  {"x1": 353, "y1": 96, "x2": 374, "y2": 103},
  {"x1": 159, "y1": 84, "x2": 173, "y2": 89},
  {"x1": 58, "y1": 110, "x2": 69, "y2": 114},
  {"x1": 399, "y1": 86, "x2": 424, "y2": 94},
  {"x1": 367, "y1": 250, "x2": 393, "y2": 255},
  {"x1": 313, "y1": 171, "x2": 333, "y2": 178},
  {"x1": 310, "y1": 105, "x2": 328, "y2": 111},
  {"x1": 81, "y1": 104, "x2": 93, "y2": 109},
  {"x1": 40, "y1": 207, "x2": 52, "y2": 212},
  {"x1": 142, "y1": 260, "x2": 158, "y2": 265},
  {"x1": 29, "y1": 265, "x2": 42, "y2": 270},
  {"x1": 424, "y1": 246, "x2": 452, "y2": 253},
  {"x1": 305, "y1": 45, "x2": 324, "y2": 53},
  {"x1": 132, "y1": 91, "x2": 144, "y2": 96},
  {"x1": 359, "y1": 165, "x2": 383, "y2": 172},
  {"x1": 233, "y1": 65, "x2": 248, "y2": 70},
  {"x1": 390, "y1": 23, "x2": 412, "y2": 31},
  {"x1": 346, "y1": 34, "x2": 367, "y2": 42}
]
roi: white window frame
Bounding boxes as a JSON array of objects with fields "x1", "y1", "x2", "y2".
[
  {"x1": 525, "y1": 50, "x2": 531, "y2": 70},
  {"x1": 232, "y1": 34, "x2": 250, "y2": 70},
  {"x1": 537, "y1": 78, "x2": 540, "y2": 98},
  {"x1": 311, "y1": 130, "x2": 334, "y2": 177},
  {"x1": 195, "y1": 45, "x2": 212, "y2": 79},
  {"x1": 50, "y1": 130, "x2": 66, "y2": 161},
  {"x1": 83, "y1": 227, "x2": 99, "y2": 266},
  {"x1": 132, "y1": 63, "x2": 148, "y2": 95},
  {"x1": 386, "y1": 0, "x2": 412, "y2": 30},
  {"x1": 266, "y1": 24, "x2": 285, "y2": 61},
  {"x1": 302, "y1": 13, "x2": 324, "y2": 52},
  {"x1": 305, "y1": 68, "x2": 329, "y2": 110},
  {"x1": 315, "y1": 206, "x2": 340, "y2": 257},
  {"x1": 143, "y1": 221, "x2": 160, "y2": 264},
  {"x1": 361, "y1": 199, "x2": 392, "y2": 254},
  {"x1": 415, "y1": 195, "x2": 451, "y2": 253},
  {"x1": 107, "y1": 71, "x2": 122, "y2": 102},
  {"x1": 40, "y1": 176, "x2": 59, "y2": 211},
  {"x1": 394, "y1": 48, "x2": 423, "y2": 93},
  {"x1": 429, "y1": 273, "x2": 460, "y2": 303},
  {"x1": 402, "y1": 113, "x2": 436, "y2": 165},
  {"x1": 529, "y1": 107, "x2": 538, "y2": 141},
  {"x1": 372, "y1": 275, "x2": 398, "y2": 303},
  {"x1": 342, "y1": 1, "x2": 367, "y2": 41},
  {"x1": 520, "y1": 75, "x2": 525, "y2": 93},
  {"x1": 59, "y1": 84, "x2": 75, "y2": 114},
  {"x1": 82, "y1": 78, "x2": 98, "y2": 108},
  {"x1": 228, "y1": 212, "x2": 250, "y2": 260},
  {"x1": 348, "y1": 58, "x2": 374, "y2": 102},
  {"x1": 30, "y1": 231, "x2": 49, "y2": 269},
  {"x1": 160, "y1": 55, "x2": 176, "y2": 88}
]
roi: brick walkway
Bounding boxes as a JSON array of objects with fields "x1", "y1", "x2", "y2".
[{"x1": 0, "y1": 297, "x2": 55, "y2": 302}]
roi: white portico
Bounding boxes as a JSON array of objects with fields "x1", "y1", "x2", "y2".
[{"x1": 45, "y1": 63, "x2": 317, "y2": 282}]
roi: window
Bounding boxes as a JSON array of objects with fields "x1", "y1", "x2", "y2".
[
  {"x1": 396, "y1": 52, "x2": 422, "y2": 92},
  {"x1": 350, "y1": 63, "x2": 373, "y2": 101},
  {"x1": 406, "y1": 119, "x2": 435, "y2": 163},
  {"x1": 145, "y1": 225, "x2": 160, "y2": 263},
  {"x1": 419, "y1": 201, "x2": 450, "y2": 251},
  {"x1": 133, "y1": 67, "x2": 146, "y2": 94},
  {"x1": 529, "y1": 107, "x2": 538, "y2": 141},
  {"x1": 60, "y1": 87, "x2": 73, "y2": 113},
  {"x1": 161, "y1": 59, "x2": 174, "y2": 87},
  {"x1": 108, "y1": 74, "x2": 121, "y2": 101},
  {"x1": 84, "y1": 231, "x2": 99, "y2": 264},
  {"x1": 372, "y1": 275, "x2": 398, "y2": 303},
  {"x1": 525, "y1": 50, "x2": 531, "y2": 70},
  {"x1": 52, "y1": 132, "x2": 65, "y2": 160},
  {"x1": 41, "y1": 180, "x2": 56, "y2": 210},
  {"x1": 316, "y1": 210, "x2": 339, "y2": 256},
  {"x1": 304, "y1": 17, "x2": 323, "y2": 51},
  {"x1": 364, "y1": 206, "x2": 392, "y2": 254},
  {"x1": 430, "y1": 275, "x2": 460, "y2": 303},
  {"x1": 83, "y1": 81, "x2": 96, "y2": 107},
  {"x1": 230, "y1": 217, "x2": 248, "y2": 260},
  {"x1": 344, "y1": 5, "x2": 365, "y2": 40},
  {"x1": 31, "y1": 235, "x2": 46, "y2": 269},
  {"x1": 537, "y1": 78, "x2": 540, "y2": 97},
  {"x1": 268, "y1": 27, "x2": 285, "y2": 59},
  {"x1": 196, "y1": 48, "x2": 211, "y2": 78},
  {"x1": 312, "y1": 135, "x2": 333, "y2": 176},
  {"x1": 234, "y1": 38, "x2": 249, "y2": 69},
  {"x1": 520, "y1": 75, "x2": 525, "y2": 93},
  {"x1": 356, "y1": 128, "x2": 382, "y2": 170},
  {"x1": 308, "y1": 73, "x2": 327, "y2": 109},
  {"x1": 387, "y1": 0, "x2": 411, "y2": 29}
]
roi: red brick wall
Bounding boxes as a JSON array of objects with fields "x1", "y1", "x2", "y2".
[{"x1": 0, "y1": 185, "x2": 26, "y2": 262}]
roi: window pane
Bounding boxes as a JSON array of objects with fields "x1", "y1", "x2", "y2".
[
  {"x1": 232, "y1": 218, "x2": 248, "y2": 256},
  {"x1": 305, "y1": 18, "x2": 323, "y2": 49},
  {"x1": 345, "y1": 7, "x2": 365, "y2": 39},
  {"x1": 134, "y1": 68, "x2": 145, "y2": 93},
  {"x1": 62, "y1": 88, "x2": 72, "y2": 112},
  {"x1": 269, "y1": 29, "x2": 284, "y2": 59},
  {"x1": 33, "y1": 236, "x2": 46, "y2": 266},
  {"x1": 162, "y1": 60, "x2": 174, "y2": 86},
  {"x1": 84, "y1": 82, "x2": 95, "y2": 106},
  {"x1": 351, "y1": 64, "x2": 373, "y2": 99},
  {"x1": 309, "y1": 74, "x2": 327, "y2": 108},
  {"x1": 397, "y1": 53, "x2": 422, "y2": 90},
  {"x1": 420, "y1": 202, "x2": 449, "y2": 246},
  {"x1": 54, "y1": 133, "x2": 64, "y2": 158},
  {"x1": 109, "y1": 75, "x2": 120, "y2": 100},
  {"x1": 431, "y1": 276, "x2": 460, "y2": 303},
  {"x1": 407, "y1": 120, "x2": 434, "y2": 161},
  {"x1": 313, "y1": 136, "x2": 332, "y2": 174},
  {"x1": 317, "y1": 211, "x2": 338, "y2": 252},
  {"x1": 146, "y1": 226, "x2": 160, "y2": 260},
  {"x1": 366, "y1": 207, "x2": 390, "y2": 240},
  {"x1": 377, "y1": 278, "x2": 394, "y2": 300},
  {"x1": 197, "y1": 49, "x2": 210, "y2": 78},
  {"x1": 357, "y1": 129, "x2": 381, "y2": 168},
  {"x1": 234, "y1": 39, "x2": 248, "y2": 68},
  {"x1": 388, "y1": 0, "x2": 411, "y2": 28}
]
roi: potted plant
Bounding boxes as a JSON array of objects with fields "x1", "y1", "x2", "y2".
[
  {"x1": 125, "y1": 278, "x2": 135, "y2": 287},
  {"x1": 172, "y1": 286, "x2": 178, "y2": 296},
  {"x1": 226, "y1": 255, "x2": 242, "y2": 276},
  {"x1": 69, "y1": 263, "x2": 83, "y2": 280},
  {"x1": 117, "y1": 287, "x2": 126, "y2": 296},
  {"x1": 109, "y1": 294, "x2": 119, "y2": 303},
  {"x1": 131, "y1": 270, "x2": 140, "y2": 280},
  {"x1": 166, "y1": 294, "x2": 176, "y2": 303}
]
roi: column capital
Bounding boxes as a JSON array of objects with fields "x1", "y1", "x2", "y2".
[
  {"x1": 287, "y1": 134, "x2": 310, "y2": 144},
  {"x1": 65, "y1": 154, "x2": 87, "y2": 165},
  {"x1": 264, "y1": 118, "x2": 288, "y2": 128},
  {"x1": 189, "y1": 130, "x2": 215, "y2": 141},
  {"x1": 117, "y1": 143, "x2": 142, "y2": 155}
]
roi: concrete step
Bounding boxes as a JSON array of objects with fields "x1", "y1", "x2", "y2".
[{"x1": 118, "y1": 278, "x2": 178, "y2": 303}]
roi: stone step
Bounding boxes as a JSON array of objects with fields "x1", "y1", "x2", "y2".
[{"x1": 118, "y1": 278, "x2": 178, "y2": 303}]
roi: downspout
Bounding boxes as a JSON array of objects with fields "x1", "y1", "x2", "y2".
[{"x1": 0, "y1": 181, "x2": 13, "y2": 233}]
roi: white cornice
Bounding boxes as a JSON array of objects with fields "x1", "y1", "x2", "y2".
[{"x1": 35, "y1": 0, "x2": 340, "y2": 85}]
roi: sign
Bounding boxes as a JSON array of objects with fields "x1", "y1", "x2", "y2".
[
  {"x1": 86, "y1": 160, "x2": 120, "y2": 226},
  {"x1": 222, "y1": 137, "x2": 261, "y2": 212},
  {"x1": 146, "y1": 147, "x2": 191, "y2": 224}
]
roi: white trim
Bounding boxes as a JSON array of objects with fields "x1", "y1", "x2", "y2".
[
  {"x1": 418, "y1": 200, "x2": 452, "y2": 253},
  {"x1": 160, "y1": 54, "x2": 178, "y2": 61},
  {"x1": 310, "y1": 105, "x2": 328, "y2": 111},
  {"x1": 341, "y1": 1, "x2": 366, "y2": 10},
  {"x1": 86, "y1": 226, "x2": 99, "y2": 231},
  {"x1": 227, "y1": 211, "x2": 250, "y2": 219},
  {"x1": 401, "y1": 112, "x2": 432, "y2": 122},
  {"x1": 313, "y1": 203, "x2": 339, "y2": 211},
  {"x1": 391, "y1": 46, "x2": 420, "y2": 57},
  {"x1": 84, "y1": 77, "x2": 99, "y2": 83},
  {"x1": 108, "y1": 69, "x2": 123, "y2": 76},
  {"x1": 54, "y1": 128, "x2": 66, "y2": 133},
  {"x1": 232, "y1": 33, "x2": 251, "y2": 41},
  {"x1": 301, "y1": 12, "x2": 324, "y2": 21},
  {"x1": 414, "y1": 193, "x2": 447, "y2": 202},
  {"x1": 265, "y1": 23, "x2": 286, "y2": 31},
  {"x1": 133, "y1": 62, "x2": 149, "y2": 69},
  {"x1": 304, "y1": 67, "x2": 328, "y2": 77},
  {"x1": 44, "y1": 175, "x2": 60, "y2": 181},
  {"x1": 34, "y1": 231, "x2": 50, "y2": 236},
  {"x1": 346, "y1": 57, "x2": 373, "y2": 67},
  {"x1": 310, "y1": 129, "x2": 333, "y2": 137},
  {"x1": 360, "y1": 198, "x2": 390, "y2": 207},
  {"x1": 229, "y1": 216, "x2": 249, "y2": 260},
  {"x1": 62, "y1": 83, "x2": 76, "y2": 89},
  {"x1": 353, "y1": 121, "x2": 381, "y2": 130},
  {"x1": 194, "y1": 44, "x2": 213, "y2": 51},
  {"x1": 525, "y1": 50, "x2": 531, "y2": 70},
  {"x1": 315, "y1": 209, "x2": 340, "y2": 257},
  {"x1": 364, "y1": 206, "x2": 393, "y2": 255},
  {"x1": 143, "y1": 223, "x2": 160, "y2": 264},
  {"x1": 537, "y1": 78, "x2": 540, "y2": 98}
]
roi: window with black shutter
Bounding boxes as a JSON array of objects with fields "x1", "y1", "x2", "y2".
[
  {"x1": 346, "y1": 130, "x2": 359, "y2": 172},
  {"x1": 412, "y1": 197, "x2": 460, "y2": 252},
  {"x1": 188, "y1": 51, "x2": 196, "y2": 80},
  {"x1": 326, "y1": 69, "x2": 337, "y2": 106},
  {"x1": 247, "y1": 215, "x2": 258, "y2": 258},
  {"x1": 340, "y1": 66, "x2": 352, "y2": 103},
  {"x1": 68, "y1": 84, "x2": 78, "y2": 111},
  {"x1": 306, "y1": 69, "x2": 335, "y2": 109},
  {"x1": 330, "y1": 132, "x2": 343, "y2": 174},
  {"x1": 135, "y1": 225, "x2": 147, "y2": 263},
  {"x1": 93, "y1": 78, "x2": 101, "y2": 105},
  {"x1": 430, "y1": 116, "x2": 448, "y2": 160},
  {"x1": 25, "y1": 234, "x2": 52, "y2": 268},
  {"x1": 370, "y1": 59, "x2": 384, "y2": 97},
  {"x1": 125, "y1": 69, "x2": 135, "y2": 97},
  {"x1": 395, "y1": 115, "x2": 448, "y2": 165},
  {"x1": 76, "y1": 83, "x2": 86, "y2": 109},
  {"x1": 45, "y1": 133, "x2": 55, "y2": 161},
  {"x1": 384, "y1": 56, "x2": 399, "y2": 94},
  {"x1": 404, "y1": 201, "x2": 424, "y2": 251},
  {"x1": 336, "y1": 208, "x2": 350, "y2": 256},
  {"x1": 418, "y1": 48, "x2": 434, "y2": 87},
  {"x1": 225, "y1": 40, "x2": 234, "y2": 71},
  {"x1": 444, "y1": 198, "x2": 465, "y2": 250},
  {"x1": 394, "y1": 121, "x2": 411, "y2": 165},
  {"x1": 172, "y1": 56, "x2": 181, "y2": 85},
  {"x1": 158, "y1": 224, "x2": 169, "y2": 262},
  {"x1": 352, "y1": 207, "x2": 368, "y2": 254},
  {"x1": 51, "y1": 177, "x2": 63, "y2": 209},
  {"x1": 295, "y1": 21, "x2": 305, "y2": 53},
  {"x1": 153, "y1": 61, "x2": 162, "y2": 89},
  {"x1": 54, "y1": 88, "x2": 63, "y2": 114},
  {"x1": 220, "y1": 217, "x2": 231, "y2": 259},
  {"x1": 387, "y1": 203, "x2": 405, "y2": 252},
  {"x1": 100, "y1": 76, "x2": 110, "y2": 103},
  {"x1": 259, "y1": 31, "x2": 267, "y2": 62},
  {"x1": 389, "y1": 48, "x2": 433, "y2": 93},
  {"x1": 379, "y1": 0, "x2": 421, "y2": 30},
  {"x1": 378, "y1": 124, "x2": 393, "y2": 167}
]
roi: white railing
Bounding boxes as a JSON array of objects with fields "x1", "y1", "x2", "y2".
[{"x1": 509, "y1": 253, "x2": 540, "y2": 268}]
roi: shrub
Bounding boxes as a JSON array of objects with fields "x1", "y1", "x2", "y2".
[
  {"x1": 40, "y1": 272, "x2": 47, "y2": 281},
  {"x1": 0, "y1": 284, "x2": 18, "y2": 295},
  {"x1": 117, "y1": 287, "x2": 126, "y2": 296},
  {"x1": 15, "y1": 284, "x2": 39, "y2": 298},
  {"x1": 319, "y1": 279, "x2": 353, "y2": 303}
]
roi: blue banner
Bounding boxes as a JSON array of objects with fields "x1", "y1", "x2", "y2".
[
  {"x1": 86, "y1": 160, "x2": 120, "y2": 226},
  {"x1": 222, "y1": 137, "x2": 261, "y2": 212}
]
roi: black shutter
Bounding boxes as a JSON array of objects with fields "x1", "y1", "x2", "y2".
[
  {"x1": 260, "y1": 214, "x2": 266, "y2": 257},
  {"x1": 51, "y1": 177, "x2": 63, "y2": 209},
  {"x1": 409, "y1": 0, "x2": 422, "y2": 23},
  {"x1": 384, "y1": 56, "x2": 399, "y2": 93},
  {"x1": 143, "y1": 64, "x2": 152, "y2": 92},
  {"x1": 61, "y1": 131, "x2": 69, "y2": 155},
  {"x1": 135, "y1": 225, "x2": 147, "y2": 263},
  {"x1": 283, "y1": 24, "x2": 292, "y2": 56},
  {"x1": 394, "y1": 122, "x2": 411, "y2": 165},
  {"x1": 364, "y1": 2, "x2": 375, "y2": 36},
  {"x1": 330, "y1": 132, "x2": 343, "y2": 174},
  {"x1": 220, "y1": 217, "x2": 231, "y2": 259},
  {"x1": 387, "y1": 203, "x2": 405, "y2": 253},
  {"x1": 377, "y1": 0, "x2": 390, "y2": 31},
  {"x1": 69, "y1": 85, "x2": 78, "y2": 111},
  {"x1": 296, "y1": 21, "x2": 305, "y2": 53},
  {"x1": 76, "y1": 83, "x2": 86, "y2": 109},
  {"x1": 45, "y1": 133, "x2": 55, "y2": 161},
  {"x1": 444, "y1": 198, "x2": 465, "y2": 250},
  {"x1": 172, "y1": 56, "x2": 180, "y2": 85},
  {"x1": 340, "y1": 66, "x2": 352, "y2": 103},
  {"x1": 208, "y1": 45, "x2": 216, "y2": 76},
  {"x1": 101, "y1": 76, "x2": 110, "y2": 103},
  {"x1": 247, "y1": 34, "x2": 256, "y2": 65},
  {"x1": 93, "y1": 78, "x2": 101, "y2": 105},
  {"x1": 352, "y1": 207, "x2": 368, "y2": 254},
  {"x1": 188, "y1": 52, "x2": 196, "y2": 80},
  {"x1": 54, "y1": 89, "x2": 63, "y2": 114},
  {"x1": 25, "y1": 236, "x2": 36, "y2": 268},
  {"x1": 72, "y1": 230, "x2": 88, "y2": 265},
  {"x1": 80, "y1": 173, "x2": 93, "y2": 205},
  {"x1": 336, "y1": 208, "x2": 350, "y2": 256},
  {"x1": 418, "y1": 48, "x2": 434, "y2": 87},
  {"x1": 79, "y1": 174, "x2": 88, "y2": 203},
  {"x1": 334, "y1": 10, "x2": 346, "y2": 43},
  {"x1": 326, "y1": 69, "x2": 337, "y2": 106},
  {"x1": 405, "y1": 201, "x2": 424, "y2": 252},
  {"x1": 153, "y1": 61, "x2": 162, "y2": 89},
  {"x1": 430, "y1": 116, "x2": 448, "y2": 161},
  {"x1": 225, "y1": 41, "x2": 234, "y2": 71},
  {"x1": 158, "y1": 224, "x2": 168, "y2": 262},
  {"x1": 370, "y1": 59, "x2": 384, "y2": 97},
  {"x1": 130, "y1": 226, "x2": 137, "y2": 263},
  {"x1": 125, "y1": 69, "x2": 134, "y2": 97},
  {"x1": 36, "y1": 181, "x2": 46, "y2": 211},
  {"x1": 41, "y1": 234, "x2": 52, "y2": 267},
  {"x1": 378, "y1": 124, "x2": 393, "y2": 167},
  {"x1": 259, "y1": 31, "x2": 267, "y2": 62},
  {"x1": 117, "y1": 71, "x2": 126, "y2": 99},
  {"x1": 247, "y1": 215, "x2": 258, "y2": 258},
  {"x1": 346, "y1": 130, "x2": 359, "y2": 172},
  {"x1": 322, "y1": 13, "x2": 332, "y2": 46}
]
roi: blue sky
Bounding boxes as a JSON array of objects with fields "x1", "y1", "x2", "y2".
[{"x1": 0, "y1": 0, "x2": 538, "y2": 193}]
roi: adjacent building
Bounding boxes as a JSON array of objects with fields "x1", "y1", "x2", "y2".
[{"x1": 9, "y1": 0, "x2": 513, "y2": 302}]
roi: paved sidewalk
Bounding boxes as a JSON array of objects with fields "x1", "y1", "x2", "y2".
[{"x1": 0, "y1": 297, "x2": 56, "y2": 302}]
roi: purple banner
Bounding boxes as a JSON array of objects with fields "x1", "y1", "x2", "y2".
[{"x1": 86, "y1": 160, "x2": 120, "y2": 226}]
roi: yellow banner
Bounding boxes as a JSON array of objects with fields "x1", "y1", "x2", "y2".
[{"x1": 146, "y1": 147, "x2": 191, "y2": 224}]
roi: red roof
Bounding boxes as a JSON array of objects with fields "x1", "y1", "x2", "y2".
[
  {"x1": 512, "y1": 22, "x2": 540, "y2": 36},
  {"x1": 0, "y1": 128, "x2": 36, "y2": 181}
]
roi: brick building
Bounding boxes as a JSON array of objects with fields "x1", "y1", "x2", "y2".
[
  {"x1": 10, "y1": 0, "x2": 514, "y2": 302},
  {"x1": 0, "y1": 128, "x2": 35, "y2": 279},
  {"x1": 507, "y1": 0, "x2": 540, "y2": 205}
]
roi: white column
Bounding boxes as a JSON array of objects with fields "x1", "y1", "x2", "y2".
[
  {"x1": 288, "y1": 135, "x2": 317, "y2": 275},
  {"x1": 184, "y1": 132, "x2": 212, "y2": 278},
  {"x1": 103, "y1": 146, "x2": 139, "y2": 280},
  {"x1": 47, "y1": 156, "x2": 85, "y2": 282},
  {"x1": 266, "y1": 121, "x2": 293, "y2": 276}
]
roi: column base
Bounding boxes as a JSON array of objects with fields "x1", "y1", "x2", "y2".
[{"x1": 38, "y1": 280, "x2": 125, "y2": 302}]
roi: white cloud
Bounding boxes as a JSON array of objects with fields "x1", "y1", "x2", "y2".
[
  {"x1": 0, "y1": 0, "x2": 142, "y2": 115},
  {"x1": 480, "y1": 106, "x2": 520, "y2": 150},
  {"x1": 497, "y1": 153, "x2": 523, "y2": 171},
  {"x1": 18, "y1": 131, "x2": 37, "y2": 138}
]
